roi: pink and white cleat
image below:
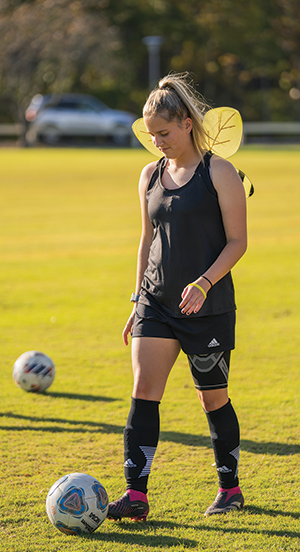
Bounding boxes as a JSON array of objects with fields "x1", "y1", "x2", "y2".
[
  {"x1": 107, "y1": 489, "x2": 149, "y2": 521},
  {"x1": 204, "y1": 487, "x2": 244, "y2": 517}
]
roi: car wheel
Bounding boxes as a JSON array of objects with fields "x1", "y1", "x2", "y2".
[
  {"x1": 41, "y1": 125, "x2": 61, "y2": 146},
  {"x1": 112, "y1": 126, "x2": 131, "y2": 147}
]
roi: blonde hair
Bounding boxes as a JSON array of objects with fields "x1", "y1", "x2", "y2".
[{"x1": 143, "y1": 72, "x2": 210, "y2": 158}]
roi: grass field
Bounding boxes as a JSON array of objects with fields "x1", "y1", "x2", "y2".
[{"x1": 0, "y1": 146, "x2": 299, "y2": 551}]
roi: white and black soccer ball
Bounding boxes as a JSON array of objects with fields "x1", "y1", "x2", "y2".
[
  {"x1": 46, "y1": 473, "x2": 109, "y2": 535},
  {"x1": 13, "y1": 350, "x2": 55, "y2": 393}
]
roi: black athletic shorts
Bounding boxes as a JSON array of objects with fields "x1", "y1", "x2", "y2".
[{"x1": 132, "y1": 301, "x2": 236, "y2": 355}]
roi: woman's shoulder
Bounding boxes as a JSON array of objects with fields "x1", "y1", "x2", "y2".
[
  {"x1": 210, "y1": 153, "x2": 232, "y2": 169},
  {"x1": 139, "y1": 159, "x2": 162, "y2": 194},
  {"x1": 210, "y1": 154, "x2": 240, "y2": 179},
  {"x1": 210, "y1": 154, "x2": 245, "y2": 195},
  {"x1": 141, "y1": 160, "x2": 160, "y2": 179}
]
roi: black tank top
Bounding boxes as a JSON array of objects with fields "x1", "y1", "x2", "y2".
[{"x1": 139, "y1": 152, "x2": 236, "y2": 318}]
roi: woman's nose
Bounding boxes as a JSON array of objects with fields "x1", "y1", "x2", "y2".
[{"x1": 153, "y1": 135, "x2": 163, "y2": 148}]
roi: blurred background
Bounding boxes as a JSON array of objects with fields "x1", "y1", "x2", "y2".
[{"x1": 1, "y1": 0, "x2": 300, "y2": 146}]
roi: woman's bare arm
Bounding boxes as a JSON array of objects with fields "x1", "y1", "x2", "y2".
[
  {"x1": 180, "y1": 155, "x2": 247, "y2": 315},
  {"x1": 122, "y1": 162, "x2": 156, "y2": 344}
]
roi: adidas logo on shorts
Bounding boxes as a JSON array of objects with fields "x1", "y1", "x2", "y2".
[{"x1": 207, "y1": 338, "x2": 220, "y2": 348}]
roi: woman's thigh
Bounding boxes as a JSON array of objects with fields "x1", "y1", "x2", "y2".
[{"x1": 131, "y1": 336, "x2": 181, "y2": 401}]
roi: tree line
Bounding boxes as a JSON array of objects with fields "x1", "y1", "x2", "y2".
[{"x1": 0, "y1": 0, "x2": 300, "y2": 123}]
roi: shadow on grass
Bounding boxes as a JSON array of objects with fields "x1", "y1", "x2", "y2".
[
  {"x1": 0, "y1": 413, "x2": 299, "y2": 456},
  {"x1": 83, "y1": 532, "x2": 199, "y2": 550},
  {"x1": 46, "y1": 391, "x2": 118, "y2": 402},
  {"x1": 240, "y1": 439, "x2": 300, "y2": 456},
  {"x1": 0, "y1": 412, "x2": 123, "y2": 435},
  {"x1": 245, "y1": 504, "x2": 300, "y2": 520},
  {"x1": 81, "y1": 521, "x2": 199, "y2": 550},
  {"x1": 81, "y1": 516, "x2": 300, "y2": 546}
]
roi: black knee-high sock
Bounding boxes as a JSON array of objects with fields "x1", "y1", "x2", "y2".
[
  {"x1": 205, "y1": 399, "x2": 240, "y2": 489},
  {"x1": 123, "y1": 398, "x2": 160, "y2": 493}
]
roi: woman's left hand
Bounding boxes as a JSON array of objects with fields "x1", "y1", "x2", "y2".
[{"x1": 179, "y1": 283, "x2": 207, "y2": 315}]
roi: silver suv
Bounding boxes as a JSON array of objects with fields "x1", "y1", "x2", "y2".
[{"x1": 25, "y1": 93, "x2": 137, "y2": 146}]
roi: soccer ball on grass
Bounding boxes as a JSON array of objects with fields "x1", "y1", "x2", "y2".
[
  {"x1": 13, "y1": 350, "x2": 55, "y2": 393},
  {"x1": 46, "y1": 472, "x2": 109, "y2": 535}
]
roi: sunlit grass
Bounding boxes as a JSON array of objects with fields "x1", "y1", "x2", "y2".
[{"x1": 0, "y1": 146, "x2": 299, "y2": 551}]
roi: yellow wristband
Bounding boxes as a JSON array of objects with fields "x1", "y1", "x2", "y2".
[{"x1": 188, "y1": 283, "x2": 207, "y2": 300}]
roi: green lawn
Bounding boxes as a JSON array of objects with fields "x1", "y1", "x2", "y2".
[{"x1": 0, "y1": 146, "x2": 299, "y2": 551}]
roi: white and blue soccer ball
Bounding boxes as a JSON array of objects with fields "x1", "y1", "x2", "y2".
[
  {"x1": 13, "y1": 350, "x2": 55, "y2": 393},
  {"x1": 46, "y1": 473, "x2": 109, "y2": 535}
]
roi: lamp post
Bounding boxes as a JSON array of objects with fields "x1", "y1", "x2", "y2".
[{"x1": 142, "y1": 36, "x2": 164, "y2": 90}]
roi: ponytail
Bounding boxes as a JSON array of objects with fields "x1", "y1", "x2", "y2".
[{"x1": 143, "y1": 72, "x2": 210, "y2": 158}]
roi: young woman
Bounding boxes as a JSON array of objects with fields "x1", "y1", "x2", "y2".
[{"x1": 108, "y1": 72, "x2": 247, "y2": 520}]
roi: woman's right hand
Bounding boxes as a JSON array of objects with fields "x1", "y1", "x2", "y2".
[{"x1": 122, "y1": 309, "x2": 137, "y2": 346}]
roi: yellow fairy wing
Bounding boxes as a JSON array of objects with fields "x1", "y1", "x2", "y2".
[
  {"x1": 132, "y1": 108, "x2": 243, "y2": 159},
  {"x1": 236, "y1": 168, "x2": 254, "y2": 198},
  {"x1": 132, "y1": 111, "x2": 254, "y2": 197},
  {"x1": 132, "y1": 118, "x2": 163, "y2": 157},
  {"x1": 203, "y1": 107, "x2": 243, "y2": 158}
]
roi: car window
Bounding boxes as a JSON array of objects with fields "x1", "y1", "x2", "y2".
[
  {"x1": 32, "y1": 95, "x2": 109, "y2": 114},
  {"x1": 78, "y1": 103, "x2": 99, "y2": 113},
  {"x1": 49, "y1": 101, "x2": 100, "y2": 113}
]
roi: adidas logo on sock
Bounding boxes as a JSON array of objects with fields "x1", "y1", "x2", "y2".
[
  {"x1": 217, "y1": 465, "x2": 232, "y2": 473},
  {"x1": 124, "y1": 458, "x2": 137, "y2": 468},
  {"x1": 208, "y1": 338, "x2": 220, "y2": 348}
]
